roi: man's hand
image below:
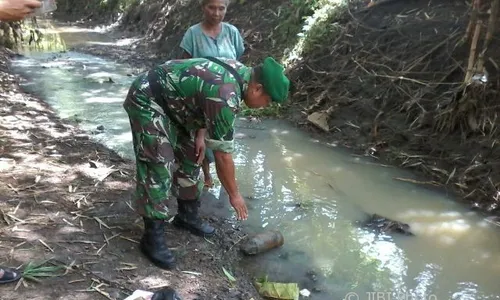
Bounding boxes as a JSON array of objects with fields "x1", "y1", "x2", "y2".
[
  {"x1": 229, "y1": 193, "x2": 248, "y2": 221},
  {"x1": 214, "y1": 151, "x2": 248, "y2": 220},
  {"x1": 195, "y1": 129, "x2": 206, "y2": 165},
  {"x1": 0, "y1": 0, "x2": 42, "y2": 22}
]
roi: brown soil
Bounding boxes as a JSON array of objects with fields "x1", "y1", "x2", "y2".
[{"x1": 0, "y1": 49, "x2": 260, "y2": 299}]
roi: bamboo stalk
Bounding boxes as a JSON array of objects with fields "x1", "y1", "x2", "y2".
[
  {"x1": 465, "y1": 0, "x2": 480, "y2": 41},
  {"x1": 465, "y1": 19, "x2": 482, "y2": 83},
  {"x1": 484, "y1": 0, "x2": 499, "y2": 49},
  {"x1": 476, "y1": 0, "x2": 498, "y2": 77}
]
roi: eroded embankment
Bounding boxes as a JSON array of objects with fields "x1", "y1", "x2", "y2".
[{"x1": 288, "y1": 0, "x2": 500, "y2": 215}]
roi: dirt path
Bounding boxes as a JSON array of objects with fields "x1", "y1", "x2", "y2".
[{"x1": 0, "y1": 49, "x2": 260, "y2": 299}]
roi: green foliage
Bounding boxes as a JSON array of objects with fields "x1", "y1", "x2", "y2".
[
  {"x1": 0, "y1": 22, "x2": 22, "y2": 49},
  {"x1": 12, "y1": 19, "x2": 67, "y2": 52},
  {"x1": 282, "y1": 0, "x2": 348, "y2": 66},
  {"x1": 98, "y1": 0, "x2": 141, "y2": 13},
  {"x1": 55, "y1": 0, "x2": 140, "y2": 18},
  {"x1": 222, "y1": 266, "x2": 237, "y2": 283},
  {"x1": 300, "y1": 0, "x2": 348, "y2": 54},
  {"x1": 240, "y1": 102, "x2": 285, "y2": 118},
  {"x1": 274, "y1": 0, "x2": 324, "y2": 49},
  {"x1": 22, "y1": 259, "x2": 66, "y2": 283}
]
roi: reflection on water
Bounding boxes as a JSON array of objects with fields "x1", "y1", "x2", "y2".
[
  {"x1": 18, "y1": 18, "x2": 117, "y2": 53},
  {"x1": 10, "y1": 29, "x2": 500, "y2": 300},
  {"x1": 224, "y1": 124, "x2": 500, "y2": 299},
  {"x1": 13, "y1": 51, "x2": 136, "y2": 156}
]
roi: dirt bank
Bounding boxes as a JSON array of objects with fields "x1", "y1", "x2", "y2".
[
  {"x1": 288, "y1": 0, "x2": 500, "y2": 215},
  {"x1": 0, "y1": 48, "x2": 260, "y2": 299},
  {"x1": 59, "y1": 0, "x2": 500, "y2": 218}
]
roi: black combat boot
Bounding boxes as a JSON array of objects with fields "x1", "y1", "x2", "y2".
[
  {"x1": 173, "y1": 199, "x2": 215, "y2": 237},
  {"x1": 152, "y1": 287, "x2": 182, "y2": 300},
  {"x1": 140, "y1": 217, "x2": 176, "y2": 270}
]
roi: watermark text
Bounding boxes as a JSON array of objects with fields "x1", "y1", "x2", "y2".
[{"x1": 344, "y1": 292, "x2": 438, "y2": 300}]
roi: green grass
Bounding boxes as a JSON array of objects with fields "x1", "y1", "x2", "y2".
[
  {"x1": 22, "y1": 259, "x2": 66, "y2": 283},
  {"x1": 240, "y1": 103, "x2": 286, "y2": 118}
]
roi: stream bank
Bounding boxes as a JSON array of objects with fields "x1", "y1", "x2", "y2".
[{"x1": 0, "y1": 48, "x2": 261, "y2": 299}]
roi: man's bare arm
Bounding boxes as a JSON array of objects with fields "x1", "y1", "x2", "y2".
[
  {"x1": 214, "y1": 151, "x2": 247, "y2": 220},
  {"x1": 214, "y1": 151, "x2": 238, "y2": 197},
  {"x1": 196, "y1": 128, "x2": 207, "y2": 139}
]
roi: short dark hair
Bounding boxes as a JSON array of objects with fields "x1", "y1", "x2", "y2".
[{"x1": 201, "y1": 0, "x2": 230, "y2": 7}]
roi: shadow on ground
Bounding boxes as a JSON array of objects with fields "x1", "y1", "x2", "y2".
[{"x1": 0, "y1": 49, "x2": 259, "y2": 300}]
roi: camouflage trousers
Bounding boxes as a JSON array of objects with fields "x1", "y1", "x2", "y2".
[{"x1": 123, "y1": 79, "x2": 204, "y2": 220}]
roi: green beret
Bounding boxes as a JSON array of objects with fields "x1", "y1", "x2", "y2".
[{"x1": 261, "y1": 57, "x2": 290, "y2": 103}]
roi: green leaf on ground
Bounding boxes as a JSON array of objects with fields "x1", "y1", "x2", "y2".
[
  {"x1": 254, "y1": 281, "x2": 300, "y2": 300},
  {"x1": 222, "y1": 267, "x2": 237, "y2": 282},
  {"x1": 22, "y1": 259, "x2": 65, "y2": 282}
]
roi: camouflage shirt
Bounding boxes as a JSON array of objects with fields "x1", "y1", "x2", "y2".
[{"x1": 144, "y1": 57, "x2": 251, "y2": 153}]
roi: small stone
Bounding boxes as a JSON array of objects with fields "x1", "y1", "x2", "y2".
[
  {"x1": 307, "y1": 111, "x2": 330, "y2": 132},
  {"x1": 279, "y1": 252, "x2": 289, "y2": 260},
  {"x1": 300, "y1": 289, "x2": 311, "y2": 297},
  {"x1": 306, "y1": 270, "x2": 317, "y2": 281}
]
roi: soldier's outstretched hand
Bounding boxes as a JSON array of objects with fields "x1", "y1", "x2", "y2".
[
  {"x1": 0, "y1": 0, "x2": 42, "y2": 21},
  {"x1": 229, "y1": 194, "x2": 248, "y2": 220}
]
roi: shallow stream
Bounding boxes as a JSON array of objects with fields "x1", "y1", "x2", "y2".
[{"x1": 10, "y1": 21, "x2": 500, "y2": 300}]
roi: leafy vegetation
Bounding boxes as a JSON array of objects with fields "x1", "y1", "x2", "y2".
[
  {"x1": 240, "y1": 103, "x2": 285, "y2": 118},
  {"x1": 54, "y1": 0, "x2": 141, "y2": 21},
  {"x1": 236, "y1": 0, "x2": 350, "y2": 118},
  {"x1": 283, "y1": 0, "x2": 348, "y2": 66},
  {"x1": 0, "y1": 22, "x2": 23, "y2": 49},
  {"x1": 22, "y1": 259, "x2": 66, "y2": 283}
]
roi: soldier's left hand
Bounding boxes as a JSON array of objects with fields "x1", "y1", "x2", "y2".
[{"x1": 195, "y1": 134, "x2": 206, "y2": 165}]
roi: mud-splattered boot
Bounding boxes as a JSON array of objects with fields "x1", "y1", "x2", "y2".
[
  {"x1": 140, "y1": 218, "x2": 176, "y2": 270},
  {"x1": 173, "y1": 199, "x2": 215, "y2": 237}
]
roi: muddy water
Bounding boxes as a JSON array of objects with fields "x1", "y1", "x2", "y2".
[{"x1": 11, "y1": 23, "x2": 500, "y2": 300}]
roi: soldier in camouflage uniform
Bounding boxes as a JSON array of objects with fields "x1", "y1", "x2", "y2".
[{"x1": 123, "y1": 56, "x2": 290, "y2": 269}]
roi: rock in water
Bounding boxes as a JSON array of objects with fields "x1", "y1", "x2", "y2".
[
  {"x1": 359, "y1": 213, "x2": 413, "y2": 236},
  {"x1": 240, "y1": 230, "x2": 285, "y2": 255}
]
